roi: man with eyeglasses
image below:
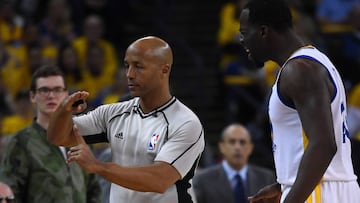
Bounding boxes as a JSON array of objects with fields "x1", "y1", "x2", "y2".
[
  {"x1": 0, "y1": 182, "x2": 15, "y2": 203},
  {"x1": 193, "y1": 123, "x2": 276, "y2": 203},
  {"x1": 0, "y1": 65, "x2": 101, "y2": 203}
]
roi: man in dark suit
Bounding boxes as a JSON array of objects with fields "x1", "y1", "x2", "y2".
[{"x1": 193, "y1": 123, "x2": 276, "y2": 203}]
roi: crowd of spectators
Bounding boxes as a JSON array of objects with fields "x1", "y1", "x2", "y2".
[{"x1": 0, "y1": 0, "x2": 130, "y2": 138}]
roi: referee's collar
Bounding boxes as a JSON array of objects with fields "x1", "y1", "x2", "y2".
[{"x1": 134, "y1": 96, "x2": 176, "y2": 117}]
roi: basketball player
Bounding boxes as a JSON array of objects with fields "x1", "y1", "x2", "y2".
[
  {"x1": 47, "y1": 36, "x2": 205, "y2": 203},
  {"x1": 238, "y1": 0, "x2": 360, "y2": 202}
]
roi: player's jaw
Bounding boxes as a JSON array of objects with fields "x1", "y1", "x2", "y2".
[{"x1": 245, "y1": 48, "x2": 265, "y2": 69}]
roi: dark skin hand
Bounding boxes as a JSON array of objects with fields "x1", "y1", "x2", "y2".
[{"x1": 248, "y1": 182, "x2": 281, "y2": 203}]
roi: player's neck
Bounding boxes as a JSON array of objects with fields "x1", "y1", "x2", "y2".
[{"x1": 272, "y1": 31, "x2": 305, "y2": 66}]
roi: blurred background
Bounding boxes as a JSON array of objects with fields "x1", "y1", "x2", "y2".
[{"x1": 0, "y1": 0, "x2": 360, "y2": 180}]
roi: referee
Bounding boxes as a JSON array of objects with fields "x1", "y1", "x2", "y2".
[{"x1": 47, "y1": 36, "x2": 205, "y2": 203}]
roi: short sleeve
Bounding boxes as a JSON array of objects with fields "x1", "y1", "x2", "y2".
[{"x1": 154, "y1": 120, "x2": 205, "y2": 178}]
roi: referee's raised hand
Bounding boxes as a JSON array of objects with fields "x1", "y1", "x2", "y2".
[{"x1": 62, "y1": 91, "x2": 89, "y2": 113}]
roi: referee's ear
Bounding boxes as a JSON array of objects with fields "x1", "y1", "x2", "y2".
[{"x1": 162, "y1": 64, "x2": 170, "y2": 74}]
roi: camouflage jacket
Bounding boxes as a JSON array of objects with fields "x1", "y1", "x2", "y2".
[{"x1": 0, "y1": 122, "x2": 102, "y2": 203}]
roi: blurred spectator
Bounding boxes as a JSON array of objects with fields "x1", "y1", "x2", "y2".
[
  {"x1": 193, "y1": 123, "x2": 275, "y2": 203},
  {"x1": 70, "y1": 0, "x2": 108, "y2": 35},
  {"x1": 22, "y1": 22, "x2": 40, "y2": 47},
  {"x1": 0, "y1": 39, "x2": 28, "y2": 100},
  {"x1": 316, "y1": 0, "x2": 360, "y2": 87},
  {"x1": 289, "y1": 0, "x2": 320, "y2": 45},
  {"x1": 39, "y1": 0, "x2": 75, "y2": 47},
  {"x1": 79, "y1": 43, "x2": 115, "y2": 105},
  {"x1": 0, "y1": 89, "x2": 33, "y2": 136},
  {"x1": 91, "y1": 67, "x2": 130, "y2": 107},
  {"x1": 72, "y1": 14, "x2": 118, "y2": 69},
  {"x1": 342, "y1": 4, "x2": 360, "y2": 82},
  {"x1": 0, "y1": 0, "x2": 24, "y2": 46},
  {"x1": 217, "y1": 0, "x2": 243, "y2": 69},
  {"x1": 0, "y1": 65, "x2": 101, "y2": 203},
  {"x1": 69, "y1": 0, "x2": 128, "y2": 50},
  {"x1": 57, "y1": 44, "x2": 82, "y2": 92},
  {"x1": 15, "y1": 0, "x2": 49, "y2": 23},
  {"x1": 26, "y1": 45, "x2": 46, "y2": 74}
]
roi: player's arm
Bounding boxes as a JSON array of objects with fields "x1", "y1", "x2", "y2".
[
  {"x1": 67, "y1": 126, "x2": 181, "y2": 193},
  {"x1": 47, "y1": 91, "x2": 89, "y2": 147},
  {"x1": 279, "y1": 59, "x2": 337, "y2": 203}
]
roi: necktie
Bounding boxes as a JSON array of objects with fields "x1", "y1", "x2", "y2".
[{"x1": 233, "y1": 174, "x2": 246, "y2": 203}]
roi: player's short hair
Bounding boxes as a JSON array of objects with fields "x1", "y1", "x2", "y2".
[
  {"x1": 244, "y1": 0, "x2": 293, "y2": 32},
  {"x1": 30, "y1": 65, "x2": 66, "y2": 92}
]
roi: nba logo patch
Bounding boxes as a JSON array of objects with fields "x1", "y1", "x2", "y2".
[{"x1": 149, "y1": 133, "x2": 160, "y2": 150}]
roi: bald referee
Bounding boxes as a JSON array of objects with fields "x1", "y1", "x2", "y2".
[{"x1": 47, "y1": 36, "x2": 205, "y2": 203}]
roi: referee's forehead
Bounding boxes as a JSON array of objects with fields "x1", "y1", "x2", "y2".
[{"x1": 125, "y1": 44, "x2": 152, "y2": 63}]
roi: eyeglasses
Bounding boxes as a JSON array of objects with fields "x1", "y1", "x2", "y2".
[
  {"x1": 0, "y1": 195, "x2": 15, "y2": 203},
  {"x1": 36, "y1": 87, "x2": 67, "y2": 97}
]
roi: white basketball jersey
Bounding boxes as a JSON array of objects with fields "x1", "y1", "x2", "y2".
[{"x1": 268, "y1": 46, "x2": 357, "y2": 185}]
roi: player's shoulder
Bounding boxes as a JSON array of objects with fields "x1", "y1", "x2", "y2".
[{"x1": 285, "y1": 46, "x2": 325, "y2": 69}]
